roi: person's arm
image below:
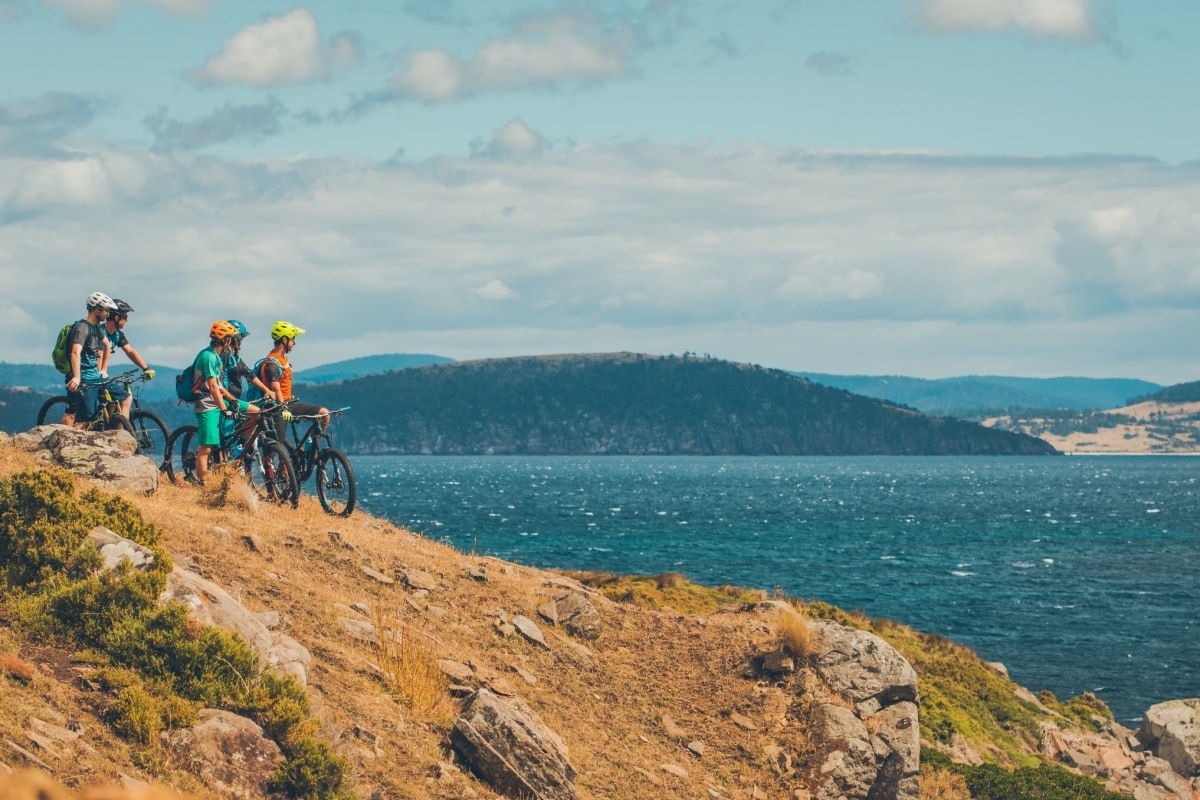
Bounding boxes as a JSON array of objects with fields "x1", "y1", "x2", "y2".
[
  {"x1": 98, "y1": 336, "x2": 111, "y2": 377},
  {"x1": 122, "y1": 342, "x2": 150, "y2": 372},
  {"x1": 206, "y1": 375, "x2": 228, "y2": 411},
  {"x1": 67, "y1": 343, "x2": 82, "y2": 391}
]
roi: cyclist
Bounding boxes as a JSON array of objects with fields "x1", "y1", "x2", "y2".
[
  {"x1": 101, "y1": 299, "x2": 156, "y2": 419},
  {"x1": 62, "y1": 291, "x2": 118, "y2": 428},
  {"x1": 257, "y1": 321, "x2": 329, "y2": 431},
  {"x1": 223, "y1": 320, "x2": 271, "y2": 401},
  {"x1": 191, "y1": 320, "x2": 260, "y2": 486}
]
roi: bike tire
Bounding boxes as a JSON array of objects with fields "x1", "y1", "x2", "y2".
[
  {"x1": 107, "y1": 413, "x2": 135, "y2": 437},
  {"x1": 164, "y1": 425, "x2": 201, "y2": 485},
  {"x1": 36, "y1": 396, "x2": 70, "y2": 426},
  {"x1": 130, "y1": 409, "x2": 170, "y2": 465},
  {"x1": 251, "y1": 441, "x2": 299, "y2": 507},
  {"x1": 315, "y1": 448, "x2": 356, "y2": 517}
]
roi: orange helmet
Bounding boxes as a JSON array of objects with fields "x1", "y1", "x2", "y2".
[{"x1": 209, "y1": 320, "x2": 239, "y2": 340}]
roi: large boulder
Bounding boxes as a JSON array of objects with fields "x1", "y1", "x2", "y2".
[
  {"x1": 451, "y1": 688, "x2": 576, "y2": 800},
  {"x1": 807, "y1": 620, "x2": 920, "y2": 800},
  {"x1": 165, "y1": 709, "x2": 284, "y2": 799},
  {"x1": 537, "y1": 591, "x2": 602, "y2": 640},
  {"x1": 11, "y1": 425, "x2": 159, "y2": 494},
  {"x1": 1140, "y1": 698, "x2": 1200, "y2": 777},
  {"x1": 809, "y1": 620, "x2": 918, "y2": 716},
  {"x1": 163, "y1": 567, "x2": 312, "y2": 687}
]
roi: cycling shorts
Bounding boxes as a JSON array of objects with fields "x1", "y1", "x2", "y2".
[{"x1": 68, "y1": 385, "x2": 100, "y2": 423}]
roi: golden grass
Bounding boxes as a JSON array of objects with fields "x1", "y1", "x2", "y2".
[
  {"x1": 369, "y1": 608, "x2": 455, "y2": 721},
  {"x1": 0, "y1": 771, "x2": 189, "y2": 800},
  {"x1": 773, "y1": 606, "x2": 814, "y2": 661},
  {"x1": 918, "y1": 764, "x2": 971, "y2": 800}
]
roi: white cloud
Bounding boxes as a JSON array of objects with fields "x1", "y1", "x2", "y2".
[
  {"x1": 188, "y1": 8, "x2": 359, "y2": 87},
  {"x1": 4, "y1": 142, "x2": 1200, "y2": 381},
  {"x1": 914, "y1": 0, "x2": 1098, "y2": 41},
  {"x1": 474, "y1": 280, "x2": 519, "y2": 301},
  {"x1": 389, "y1": 10, "x2": 632, "y2": 102},
  {"x1": 44, "y1": 0, "x2": 120, "y2": 30},
  {"x1": 473, "y1": 118, "x2": 547, "y2": 160},
  {"x1": 43, "y1": 0, "x2": 218, "y2": 30}
]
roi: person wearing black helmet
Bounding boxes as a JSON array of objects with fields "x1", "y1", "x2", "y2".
[
  {"x1": 222, "y1": 320, "x2": 271, "y2": 401},
  {"x1": 101, "y1": 299, "x2": 156, "y2": 419},
  {"x1": 62, "y1": 291, "x2": 118, "y2": 428}
]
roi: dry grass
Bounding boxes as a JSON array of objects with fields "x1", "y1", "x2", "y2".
[
  {"x1": 0, "y1": 770, "x2": 190, "y2": 799},
  {"x1": 369, "y1": 608, "x2": 455, "y2": 721},
  {"x1": 773, "y1": 606, "x2": 814, "y2": 661},
  {"x1": 918, "y1": 764, "x2": 971, "y2": 800}
]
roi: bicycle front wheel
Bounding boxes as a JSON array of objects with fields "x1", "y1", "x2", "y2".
[
  {"x1": 250, "y1": 441, "x2": 298, "y2": 507},
  {"x1": 130, "y1": 409, "x2": 170, "y2": 464},
  {"x1": 316, "y1": 448, "x2": 356, "y2": 517},
  {"x1": 164, "y1": 425, "x2": 200, "y2": 484},
  {"x1": 36, "y1": 396, "x2": 70, "y2": 426}
]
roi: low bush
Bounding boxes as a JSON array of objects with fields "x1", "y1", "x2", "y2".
[{"x1": 922, "y1": 748, "x2": 1124, "y2": 800}]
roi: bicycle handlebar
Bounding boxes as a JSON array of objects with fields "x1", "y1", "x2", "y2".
[
  {"x1": 289, "y1": 406, "x2": 350, "y2": 421},
  {"x1": 79, "y1": 369, "x2": 147, "y2": 391}
]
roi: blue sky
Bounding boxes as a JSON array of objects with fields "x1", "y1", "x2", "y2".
[{"x1": 2, "y1": 0, "x2": 1199, "y2": 383}]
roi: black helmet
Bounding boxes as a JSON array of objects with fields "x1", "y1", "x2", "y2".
[{"x1": 113, "y1": 299, "x2": 134, "y2": 315}]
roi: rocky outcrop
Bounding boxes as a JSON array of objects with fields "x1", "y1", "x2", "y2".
[
  {"x1": 165, "y1": 710, "x2": 284, "y2": 799},
  {"x1": 537, "y1": 591, "x2": 602, "y2": 640},
  {"x1": 451, "y1": 688, "x2": 577, "y2": 800},
  {"x1": 161, "y1": 566, "x2": 312, "y2": 688},
  {"x1": 1141, "y1": 699, "x2": 1200, "y2": 778},
  {"x1": 10, "y1": 425, "x2": 159, "y2": 494},
  {"x1": 807, "y1": 620, "x2": 920, "y2": 800},
  {"x1": 1041, "y1": 713, "x2": 1200, "y2": 799}
]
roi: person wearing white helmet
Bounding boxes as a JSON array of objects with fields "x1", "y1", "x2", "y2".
[
  {"x1": 61, "y1": 291, "x2": 119, "y2": 428},
  {"x1": 101, "y1": 299, "x2": 156, "y2": 419}
]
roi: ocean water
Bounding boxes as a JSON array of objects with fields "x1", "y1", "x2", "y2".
[{"x1": 348, "y1": 455, "x2": 1199, "y2": 723}]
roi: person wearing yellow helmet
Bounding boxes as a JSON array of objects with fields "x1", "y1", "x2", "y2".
[
  {"x1": 258, "y1": 320, "x2": 329, "y2": 431},
  {"x1": 191, "y1": 320, "x2": 260, "y2": 485}
]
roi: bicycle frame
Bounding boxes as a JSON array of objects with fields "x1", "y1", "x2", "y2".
[{"x1": 77, "y1": 369, "x2": 144, "y2": 429}]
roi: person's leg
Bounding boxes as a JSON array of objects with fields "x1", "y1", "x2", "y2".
[{"x1": 195, "y1": 409, "x2": 221, "y2": 485}]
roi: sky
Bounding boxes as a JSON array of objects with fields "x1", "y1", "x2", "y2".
[{"x1": 2, "y1": 0, "x2": 1199, "y2": 383}]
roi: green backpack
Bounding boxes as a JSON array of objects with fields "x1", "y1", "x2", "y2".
[{"x1": 51, "y1": 320, "x2": 87, "y2": 374}]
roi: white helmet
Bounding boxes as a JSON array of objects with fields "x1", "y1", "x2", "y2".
[{"x1": 86, "y1": 291, "x2": 118, "y2": 311}]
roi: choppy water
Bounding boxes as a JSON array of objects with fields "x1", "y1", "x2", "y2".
[{"x1": 348, "y1": 455, "x2": 1199, "y2": 722}]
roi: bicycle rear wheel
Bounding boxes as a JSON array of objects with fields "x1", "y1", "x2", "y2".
[
  {"x1": 106, "y1": 413, "x2": 135, "y2": 437},
  {"x1": 130, "y1": 409, "x2": 170, "y2": 464},
  {"x1": 315, "y1": 448, "x2": 356, "y2": 517},
  {"x1": 36, "y1": 396, "x2": 70, "y2": 426},
  {"x1": 248, "y1": 441, "x2": 298, "y2": 506},
  {"x1": 164, "y1": 425, "x2": 201, "y2": 484}
]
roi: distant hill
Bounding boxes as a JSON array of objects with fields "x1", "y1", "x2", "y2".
[
  {"x1": 1131, "y1": 380, "x2": 1200, "y2": 405},
  {"x1": 0, "y1": 386, "x2": 51, "y2": 433},
  {"x1": 299, "y1": 353, "x2": 1058, "y2": 456},
  {"x1": 794, "y1": 373, "x2": 1161, "y2": 417},
  {"x1": 291, "y1": 353, "x2": 453, "y2": 384},
  {"x1": 0, "y1": 361, "x2": 182, "y2": 404}
]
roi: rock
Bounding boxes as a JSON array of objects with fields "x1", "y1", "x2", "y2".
[
  {"x1": 512, "y1": 615, "x2": 550, "y2": 649},
  {"x1": 451, "y1": 688, "x2": 576, "y2": 800},
  {"x1": 166, "y1": 709, "x2": 284, "y2": 799},
  {"x1": 437, "y1": 659, "x2": 475, "y2": 684},
  {"x1": 662, "y1": 714, "x2": 686, "y2": 738},
  {"x1": 661, "y1": 763, "x2": 688, "y2": 779},
  {"x1": 869, "y1": 701, "x2": 920, "y2": 800},
  {"x1": 809, "y1": 699, "x2": 918, "y2": 800},
  {"x1": 361, "y1": 565, "x2": 394, "y2": 585},
  {"x1": 760, "y1": 645, "x2": 795, "y2": 675},
  {"x1": 1140, "y1": 698, "x2": 1200, "y2": 777},
  {"x1": 338, "y1": 616, "x2": 377, "y2": 644},
  {"x1": 402, "y1": 568, "x2": 437, "y2": 591},
  {"x1": 88, "y1": 526, "x2": 156, "y2": 571},
  {"x1": 809, "y1": 619, "x2": 918, "y2": 716},
  {"x1": 536, "y1": 591, "x2": 602, "y2": 640},
  {"x1": 687, "y1": 740, "x2": 705, "y2": 758},
  {"x1": 163, "y1": 566, "x2": 312, "y2": 687},
  {"x1": 729, "y1": 712, "x2": 758, "y2": 731},
  {"x1": 13, "y1": 426, "x2": 159, "y2": 493}
]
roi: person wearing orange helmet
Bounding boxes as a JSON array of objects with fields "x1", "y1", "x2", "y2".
[{"x1": 190, "y1": 320, "x2": 260, "y2": 485}]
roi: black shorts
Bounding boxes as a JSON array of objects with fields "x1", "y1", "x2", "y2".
[{"x1": 288, "y1": 401, "x2": 327, "y2": 421}]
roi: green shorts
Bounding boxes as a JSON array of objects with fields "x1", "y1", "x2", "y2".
[{"x1": 196, "y1": 400, "x2": 249, "y2": 446}]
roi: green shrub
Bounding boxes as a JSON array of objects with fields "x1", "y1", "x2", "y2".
[
  {"x1": 922, "y1": 748, "x2": 1125, "y2": 800},
  {"x1": 268, "y1": 735, "x2": 353, "y2": 800}
]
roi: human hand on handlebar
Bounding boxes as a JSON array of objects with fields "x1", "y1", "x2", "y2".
[{"x1": 143, "y1": 368, "x2": 155, "y2": 380}]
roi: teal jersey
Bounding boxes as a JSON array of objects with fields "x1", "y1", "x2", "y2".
[{"x1": 192, "y1": 346, "x2": 225, "y2": 412}]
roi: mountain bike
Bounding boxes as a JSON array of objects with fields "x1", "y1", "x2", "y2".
[
  {"x1": 36, "y1": 369, "x2": 170, "y2": 462},
  {"x1": 162, "y1": 401, "x2": 298, "y2": 505},
  {"x1": 282, "y1": 407, "x2": 356, "y2": 516}
]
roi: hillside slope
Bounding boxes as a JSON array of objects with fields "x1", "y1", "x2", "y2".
[
  {"x1": 300, "y1": 353, "x2": 1058, "y2": 456},
  {"x1": 0, "y1": 441, "x2": 1144, "y2": 800}
]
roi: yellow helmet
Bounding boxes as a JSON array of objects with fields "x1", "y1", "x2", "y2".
[{"x1": 271, "y1": 321, "x2": 305, "y2": 341}]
